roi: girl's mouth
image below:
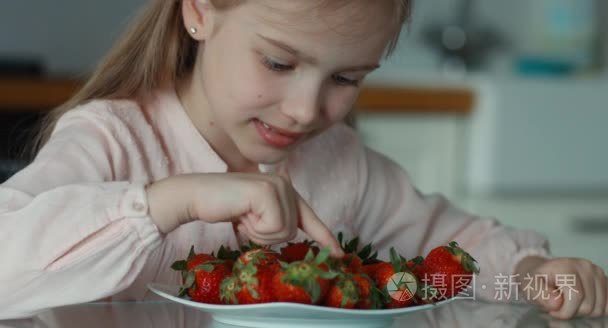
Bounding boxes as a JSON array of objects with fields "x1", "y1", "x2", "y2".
[{"x1": 253, "y1": 119, "x2": 304, "y2": 148}]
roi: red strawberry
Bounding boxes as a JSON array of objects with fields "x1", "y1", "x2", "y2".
[
  {"x1": 405, "y1": 256, "x2": 424, "y2": 273},
  {"x1": 272, "y1": 248, "x2": 338, "y2": 304},
  {"x1": 361, "y1": 262, "x2": 385, "y2": 278},
  {"x1": 416, "y1": 241, "x2": 480, "y2": 300},
  {"x1": 219, "y1": 275, "x2": 240, "y2": 304},
  {"x1": 220, "y1": 264, "x2": 278, "y2": 304},
  {"x1": 220, "y1": 248, "x2": 280, "y2": 304},
  {"x1": 324, "y1": 273, "x2": 360, "y2": 309},
  {"x1": 352, "y1": 273, "x2": 384, "y2": 309},
  {"x1": 280, "y1": 240, "x2": 320, "y2": 263},
  {"x1": 336, "y1": 232, "x2": 378, "y2": 273},
  {"x1": 235, "y1": 248, "x2": 280, "y2": 269},
  {"x1": 370, "y1": 248, "x2": 417, "y2": 309},
  {"x1": 341, "y1": 254, "x2": 363, "y2": 273},
  {"x1": 171, "y1": 246, "x2": 232, "y2": 304},
  {"x1": 186, "y1": 254, "x2": 216, "y2": 270},
  {"x1": 363, "y1": 253, "x2": 417, "y2": 286}
]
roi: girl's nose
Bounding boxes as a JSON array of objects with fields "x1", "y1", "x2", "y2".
[{"x1": 281, "y1": 85, "x2": 323, "y2": 126}]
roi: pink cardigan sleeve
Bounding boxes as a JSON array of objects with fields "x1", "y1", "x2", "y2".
[
  {"x1": 352, "y1": 146, "x2": 551, "y2": 302},
  {"x1": 0, "y1": 107, "x2": 162, "y2": 319}
]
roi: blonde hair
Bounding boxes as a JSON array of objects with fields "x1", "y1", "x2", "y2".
[{"x1": 33, "y1": 0, "x2": 412, "y2": 154}]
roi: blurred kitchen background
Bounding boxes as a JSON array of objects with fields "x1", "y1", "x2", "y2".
[{"x1": 1, "y1": 0, "x2": 607, "y2": 270}]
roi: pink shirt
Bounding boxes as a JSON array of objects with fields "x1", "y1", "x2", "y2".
[{"x1": 0, "y1": 88, "x2": 550, "y2": 319}]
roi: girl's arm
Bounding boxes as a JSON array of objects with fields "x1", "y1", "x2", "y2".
[
  {"x1": 0, "y1": 104, "x2": 343, "y2": 320},
  {"x1": 352, "y1": 145, "x2": 551, "y2": 302},
  {"x1": 0, "y1": 108, "x2": 163, "y2": 319}
]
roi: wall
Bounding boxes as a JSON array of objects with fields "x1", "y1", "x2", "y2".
[
  {"x1": 0, "y1": 0, "x2": 146, "y2": 76},
  {"x1": 0, "y1": 0, "x2": 542, "y2": 77}
]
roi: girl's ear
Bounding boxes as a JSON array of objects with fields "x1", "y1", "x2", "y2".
[{"x1": 182, "y1": 0, "x2": 214, "y2": 41}]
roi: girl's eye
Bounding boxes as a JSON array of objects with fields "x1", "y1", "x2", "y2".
[
  {"x1": 332, "y1": 74, "x2": 360, "y2": 87},
  {"x1": 262, "y1": 57, "x2": 294, "y2": 72}
]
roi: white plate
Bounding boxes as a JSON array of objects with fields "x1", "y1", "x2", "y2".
[{"x1": 148, "y1": 283, "x2": 459, "y2": 328}]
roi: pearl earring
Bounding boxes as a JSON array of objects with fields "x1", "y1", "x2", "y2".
[{"x1": 189, "y1": 27, "x2": 198, "y2": 34}]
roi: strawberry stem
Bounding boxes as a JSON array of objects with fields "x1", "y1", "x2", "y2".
[{"x1": 445, "y1": 241, "x2": 480, "y2": 274}]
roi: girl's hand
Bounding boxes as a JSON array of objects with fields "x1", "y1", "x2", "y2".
[
  {"x1": 146, "y1": 170, "x2": 344, "y2": 257},
  {"x1": 515, "y1": 256, "x2": 607, "y2": 319}
]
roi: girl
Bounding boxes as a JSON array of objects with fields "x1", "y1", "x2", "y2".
[{"x1": 0, "y1": 0, "x2": 605, "y2": 321}]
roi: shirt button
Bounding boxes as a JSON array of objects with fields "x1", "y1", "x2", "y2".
[{"x1": 132, "y1": 201, "x2": 145, "y2": 213}]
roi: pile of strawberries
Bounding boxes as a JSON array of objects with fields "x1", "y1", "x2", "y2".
[{"x1": 171, "y1": 233, "x2": 480, "y2": 309}]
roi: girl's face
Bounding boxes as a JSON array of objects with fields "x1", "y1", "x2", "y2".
[{"x1": 183, "y1": 0, "x2": 397, "y2": 166}]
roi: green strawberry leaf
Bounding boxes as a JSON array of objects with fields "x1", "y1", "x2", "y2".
[
  {"x1": 369, "y1": 285, "x2": 385, "y2": 309},
  {"x1": 195, "y1": 263, "x2": 214, "y2": 272},
  {"x1": 178, "y1": 287, "x2": 188, "y2": 297},
  {"x1": 310, "y1": 281, "x2": 321, "y2": 303},
  {"x1": 341, "y1": 293, "x2": 349, "y2": 307},
  {"x1": 240, "y1": 241, "x2": 263, "y2": 253},
  {"x1": 220, "y1": 277, "x2": 239, "y2": 304},
  {"x1": 318, "y1": 270, "x2": 339, "y2": 280},
  {"x1": 379, "y1": 286, "x2": 391, "y2": 304},
  {"x1": 171, "y1": 260, "x2": 187, "y2": 271},
  {"x1": 462, "y1": 256, "x2": 480, "y2": 274},
  {"x1": 389, "y1": 247, "x2": 402, "y2": 272},
  {"x1": 362, "y1": 251, "x2": 379, "y2": 265},
  {"x1": 304, "y1": 249, "x2": 316, "y2": 262},
  {"x1": 247, "y1": 285, "x2": 260, "y2": 299},
  {"x1": 346, "y1": 237, "x2": 359, "y2": 253},
  {"x1": 187, "y1": 245, "x2": 196, "y2": 261},
  {"x1": 358, "y1": 244, "x2": 372, "y2": 260},
  {"x1": 279, "y1": 260, "x2": 290, "y2": 270},
  {"x1": 410, "y1": 256, "x2": 424, "y2": 265},
  {"x1": 217, "y1": 245, "x2": 241, "y2": 261},
  {"x1": 314, "y1": 247, "x2": 331, "y2": 265},
  {"x1": 184, "y1": 271, "x2": 195, "y2": 289}
]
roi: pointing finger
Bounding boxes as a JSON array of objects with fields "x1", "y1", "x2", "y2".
[{"x1": 296, "y1": 194, "x2": 343, "y2": 258}]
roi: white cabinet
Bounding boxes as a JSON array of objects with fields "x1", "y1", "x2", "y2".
[
  {"x1": 456, "y1": 195, "x2": 608, "y2": 271},
  {"x1": 465, "y1": 77, "x2": 608, "y2": 194},
  {"x1": 355, "y1": 112, "x2": 608, "y2": 272},
  {"x1": 356, "y1": 113, "x2": 467, "y2": 198},
  {"x1": 354, "y1": 89, "x2": 608, "y2": 273}
]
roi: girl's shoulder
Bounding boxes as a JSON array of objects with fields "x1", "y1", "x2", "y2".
[
  {"x1": 50, "y1": 95, "x2": 167, "y2": 147},
  {"x1": 56, "y1": 97, "x2": 145, "y2": 129},
  {"x1": 48, "y1": 97, "x2": 164, "y2": 158},
  {"x1": 55, "y1": 89, "x2": 181, "y2": 138}
]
